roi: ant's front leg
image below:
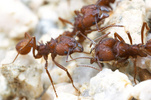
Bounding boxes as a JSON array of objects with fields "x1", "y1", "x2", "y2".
[
  {"x1": 43, "y1": 55, "x2": 58, "y2": 97},
  {"x1": 51, "y1": 54, "x2": 80, "y2": 94},
  {"x1": 31, "y1": 37, "x2": 43, "y2": 59}
]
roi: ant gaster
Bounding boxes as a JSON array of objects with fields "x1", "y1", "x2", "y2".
[{"x1": 11, "y1": 33, "x2": 83, "y2": 97}]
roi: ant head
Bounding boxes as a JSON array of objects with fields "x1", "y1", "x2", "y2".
[{"x1": 47, "y1": 38, "x2": 56, "y2": 53}]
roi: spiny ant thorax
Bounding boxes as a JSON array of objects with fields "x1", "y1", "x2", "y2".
[{"x1": 46, "y1": 38, "x2": 57, "y2": 53}]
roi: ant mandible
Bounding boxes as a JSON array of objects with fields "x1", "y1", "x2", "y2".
[{"x1": 9, "y1": 33, "x2": 83, "y2": 97}]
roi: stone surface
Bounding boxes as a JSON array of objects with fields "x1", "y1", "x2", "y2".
[
  {"x1": 0, "y1": 50, "x2": 43, "y2": 100},
  {"x1": 131, "y1": 80, "x2": 151, "y2": 100},
  {"x1": 0, "y1": 0, "x2": 38, "y2": 39},
  {"x1": 104, "y1": 0, "x2": 146, "y2": 44},
  {"x1": 89, "y1": 68, "x2": 133, "y2": 100}
]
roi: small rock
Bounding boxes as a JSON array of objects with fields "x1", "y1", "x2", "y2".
[
  {"x1": 131, "y1": 80, "x2": 151, "y2": 100},
  {"x1": 104, "y1": 0, "x2": 146, "y2": 44},
  {"x1": 0, "y1": 50, "x2": 43, "y2": 99},
  {"x1": 0, "y1": 0, "x2": 38, "y2": 39},
  {"x1": 42, "y1": 83, "x2": 80, "y2": 100},
  {"x1": 89, "y1": 68, "x2": 133, "y2": 100}
]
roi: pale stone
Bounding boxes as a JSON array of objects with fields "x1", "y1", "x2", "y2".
[
  {"x1": 0, "y1": 50, "x2": 43, "y2": 99},
  {"x1": 104, "y1": 0, "x2": 146, "y2": 44},
  {"x1": 131, "y1": 80, "x2": 151, "y2": 100},
  {"x1": 145, "y1": 0, "x2": 151, "y2": 11},
  {"x1": 0, "y1": 0, "x2": 38, "y2": 39},
  {"x1": 21, "y1": 0, "x2": 44, "y2": 12},
  {"x1": 42, "y1": 83, "x2": 80, "y2": 100},
  {"x1": 89, "y1": 68, "x2": 133, "y2": 100}
]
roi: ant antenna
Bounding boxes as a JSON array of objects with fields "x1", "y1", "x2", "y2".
[
  {"x1": 77, "y1": 64, "x2": 101, "y2": 71},
  {"x1": 85, "y1": 23, "x2": 124, "y2": 33},
  {"x1": 66, "y1": 56, "x2": 93, "y2": 62}
]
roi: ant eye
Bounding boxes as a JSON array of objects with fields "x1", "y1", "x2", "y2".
[
  {"x1": 64, "y1": 51, "x2": 68, "y2": 54},
  {"x1": 100, "y1": 58, "x2": 103, "y2": 61},
  {"x1": 92, "y1": 22, "x2": 95, "y2": 25}
]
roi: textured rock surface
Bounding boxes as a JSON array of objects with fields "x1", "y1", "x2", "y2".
[
  {"x1": 0, "y1": 0, "x2": 38, "y2": 39},
  {"x1": 89, "y1": 68, "x2": 133, "y2": 100},
  {"x1": 104, "y1": 0, "x2": 146, "y2": 44},
  {"x1": 131, "y1": 80, "x2": 151, "y2": 100},
  {"x1": 0, "y1": 0, "x2": 151, "y2": 100},
  {"x1": 0, "y1": 50, "x2": 43, "y2": 99}
]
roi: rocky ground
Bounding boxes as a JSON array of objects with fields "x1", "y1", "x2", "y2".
[{"x1": 0, "y1": 0, "x2": 151, "y2": 100}]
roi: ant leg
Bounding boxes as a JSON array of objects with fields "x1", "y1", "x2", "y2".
[
  {"x1": 126, "y1": 31, "x2": 132, "y2": 45},
  {"x1": 78, "y1": 31, "x2": 96, "y2": 44},
  {"x1": 44, "y1": 56, "x2": 58, "y2": 97},
  {"x1": 58, "y1": 17, "x2": 73, "y2": 26},
  {"x1": 94, "y1": 32, "x2": 111, "y2": 42},
  {"x1": 24, "y1": 32, "x2": 32, "y2": 39},
  {"x1": 65, "y1": 49, "x2": 72, "y2": 62},
  {"x1": 67, "y1": 56, "x2": 93, "y2": 62},
  {"x1": 95, "y1": 15, "x2": 99, "y2": 31},
  {"x1": 77, "y1": 64, "x2": 101, "y2": 71},
  {"x1": 141, "y1": 22, "x2": 150, "y2": 44},
  {"x1": 85, "y1": 24, "x2": 124, "y2": 33},
  {"x1": 114, "y1": 32, "x2": 125, "y2": 42},
  {"x1": 31, "y1": 37, "x2": 43, "y2": 59},
  {"x1": 51, "y1": 54, "x2": 79, "y2": 93},
  {"x1": 133, "y1": 58, "x2": 137, "y2": 84},
  {"x1": 96, "y1": 56, "x2": 102, "y2": 70}
]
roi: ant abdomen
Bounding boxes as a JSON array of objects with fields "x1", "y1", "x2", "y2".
[{"x1": 16, "y1": 39, "x2": 32, "y2": 55}]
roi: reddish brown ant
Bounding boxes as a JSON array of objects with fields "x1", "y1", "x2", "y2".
[
  {"x1": 70, "y1": 22, "x2": 150, "y2": 83},
  {"x1": 8, "y1": 32, "x2": 83, "y2": 97},
  {"x1": 58, "y1": 0, "x2": 120, "y2": 43},
  {"x1": 90, "y1": 22, "x2": 150, "y2": 83}
]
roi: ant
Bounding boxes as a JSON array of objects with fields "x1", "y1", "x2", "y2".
[
  {"x1": 90, "y1": 22, "x2": 150, "y2": 83},
  {"x1": 59, "y1": 0, "x2": 121, "y2": 43},
  {"x1": 70, "y1": 22, "x2": 150, "y2": 84},
  {"x1": 7, "y1": 32, "x2": 83, "y2": 97}
]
